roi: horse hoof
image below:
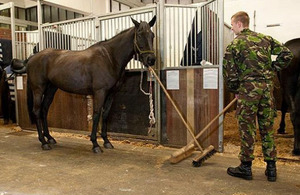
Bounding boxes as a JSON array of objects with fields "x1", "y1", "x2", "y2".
[
  {"x1": 4, "y1": 120, "x2": 9, "y2": 125},
  {"x1": 48, "y1": 138, "x2": 57, "y2": 144},
  {"x1": 292, "y1": 149, "x2": 300, "y2": 156},
  {"x1": 93, "y1": 146, "x2": 103, "y2": 153},
  {"x1": 104, "y1": 142, "x2": 114, "y2": 149},
  {"x1": 41, "y1": 144, "x2": 52, "y2": 150}
]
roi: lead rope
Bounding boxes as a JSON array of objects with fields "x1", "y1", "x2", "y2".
[{"x1": 139, "y1": 68, "x2": 156, "y2": 136}]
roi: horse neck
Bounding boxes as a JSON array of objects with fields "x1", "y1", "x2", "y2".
[{"x1": 107, "y1": 28, "x2": 135, "y2": 68}]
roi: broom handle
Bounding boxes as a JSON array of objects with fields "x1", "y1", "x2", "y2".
[
  {"x1": 148, "y1": 67, "x2": 204, "y2": 151},
  {"x1": 186, "y1": 97, "x2": 237, "y2": 148}
]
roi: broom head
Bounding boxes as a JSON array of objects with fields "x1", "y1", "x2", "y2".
[
  {"x1": 192, "y1": 145, "x2": 216, "y2": 167},
  {"x1": 169, "y1": 143, "x2": 196, "y2": 164}
]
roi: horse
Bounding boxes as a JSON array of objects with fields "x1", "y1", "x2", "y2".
[
  {"x1": 277, "y1": 38, "x2": 300, "y2": 156},
  {"x1": 0, "y1": 66, "x2": 16, "y2": 124},
  {"x1": 0, "y1": 66, "x2": 11, "y2": 124},
  {"x1": 26, "y1": 16, "x2": 156, "y2": 153}
]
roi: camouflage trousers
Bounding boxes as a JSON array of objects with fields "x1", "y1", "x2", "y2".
[{"x1": 236, "y1": 81, "x2": 277, "y2": 162}]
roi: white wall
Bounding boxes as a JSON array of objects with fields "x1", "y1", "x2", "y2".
[
  {"x1": 0, "y1": 0, "x2": 110, "y2": 15},
  {"x1": 43, "y1": 0, "x2": 109, "y2": 15},
  {"x1": 0, "y1": 0, "x2": 26, "y2": 7},
  {"x1": 224, "y1": 0, "x2": 300, "y2": 43}
]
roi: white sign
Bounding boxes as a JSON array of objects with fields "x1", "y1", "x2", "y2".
[
  {"x1": 166, "y1": 70, "x2": 179, "y2": 90},
  {"x1": 16, "y1": 76, "x2": 23, "y2": 90},
  {"x1": 203, "y1": 68, "x2": 218, "y2": 89}
]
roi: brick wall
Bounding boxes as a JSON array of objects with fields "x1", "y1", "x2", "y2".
[{"x1": 0, "y1": 28, "x2": 12, "y2": 40}]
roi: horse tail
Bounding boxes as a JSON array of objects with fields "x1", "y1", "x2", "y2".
[{"x1": 27, "y1": 79, "x2": 36, "y2": 124}]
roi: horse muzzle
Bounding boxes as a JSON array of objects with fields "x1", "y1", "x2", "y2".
[{"x1": 143, "y1": 54, "x2": 156, "y2": 67}]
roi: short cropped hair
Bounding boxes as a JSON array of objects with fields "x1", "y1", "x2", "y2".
[{"x1": 231, "y1": 11, "x2": 249, "y2": 27}]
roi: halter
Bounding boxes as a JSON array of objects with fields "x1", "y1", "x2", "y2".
[
  {"x1": 134, "y1": 30, "x2": 155, "y2": 55},
  {"x1": 135, "y1": 30, "x2": 156, "y2": 136}
]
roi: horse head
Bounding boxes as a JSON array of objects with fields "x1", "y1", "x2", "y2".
[{"x1": 131, "y1": 16, "x2": 156, "y2": 67}]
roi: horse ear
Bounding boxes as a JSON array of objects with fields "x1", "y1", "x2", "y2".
[
  {"x1": 149, "y1": 15, "x2": 156, "y2": 27},
  {"x1": 131, "y1": 17, "x2": 140, "y2": 28}
]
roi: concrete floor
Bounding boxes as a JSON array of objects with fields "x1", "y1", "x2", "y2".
[{"x1": 0, "y1": 123, "x2": 300, "y2": 195}]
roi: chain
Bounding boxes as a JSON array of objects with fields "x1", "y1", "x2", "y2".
[{"x1": 140, "y1": 68, "x2": 156, "y2": 135}]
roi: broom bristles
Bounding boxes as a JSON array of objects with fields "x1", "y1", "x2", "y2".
[{"x1": 192, "y1": 145, "x2": 216, "y2": 167}]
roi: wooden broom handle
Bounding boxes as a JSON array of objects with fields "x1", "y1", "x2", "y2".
[{"x1": 148, "y1": 67, "x2": 203, "y2": 151}]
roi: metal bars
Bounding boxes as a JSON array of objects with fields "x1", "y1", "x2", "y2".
[
  {"x1": 201, "y1": 0, "x2": 219, "y2": 65},
  {"x1": 14, "y1": 31, "x2": 38, "y2": 60},
  {"x1": 165, "y1": 5, "x2": 198, "y2": 67},
  {"x1": 98, "y1": 6, "x2": 157, "y2": 70},
  {"x1": 164, "y1": 0, "x2": 221, "y2": 68},
  {"x1": 13, "y1": 1, "x2": 222, "y2": 69},
  {"x1": 41, "y1": 17, "x2": 97, "y2": 51}
]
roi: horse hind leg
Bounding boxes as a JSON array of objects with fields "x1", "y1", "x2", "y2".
[
  {"x1": 41, "y1": 84, "x2": 58, "y2": 145},
  {"x1": 293, "y1": 119, "x2": 300, "y2": 156},
  {"x1": 1, "y1": 77, "x2": 10, "y2": 125},
  {"x1": 292, "y1": 91, "x2": 300, "y2": 156},
  {"x1": 277, "y1": 97, "x2": 288, "y2": 134},
  {"x1": 101, "y1": 93, "x2": 114, "y2": 149},
  {"x1": 32, "y1": 88, "x2": 51, "y2": 150}
]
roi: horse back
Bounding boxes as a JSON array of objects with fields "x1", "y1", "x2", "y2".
[
  {"x1": 26, "y1": 47, "x2": 119, "y2": 95},
  {"x1": 283, "y1": 39, "x2": 300, "y2": 79},
  {"x1": 27, "y1": 48, "x2": 60, "y2": 77},
  {"x1": 279, "y1": 39, "x2": 300, "y2": 99}
]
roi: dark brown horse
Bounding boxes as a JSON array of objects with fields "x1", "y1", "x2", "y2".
[
  {"x1": 0, "y1": 66, "x2": 16, "y2": 124},
  {"x1": 277, "y1": 38, "x2": 300, "y2": 155},
  {"x1": 0, "y1": 67, "x2": 11, "y2": 124},
  {"x1": 26, "y1": 16, "x2": 156, "y2": 153}
]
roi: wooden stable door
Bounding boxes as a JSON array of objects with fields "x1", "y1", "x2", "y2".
[{"x1": 160, "y1": 67, "x2": 220, "y2": 149}]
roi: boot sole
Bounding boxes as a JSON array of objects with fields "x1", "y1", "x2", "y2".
[
  {"x1": 267, "y1": 177, "x2": 276, "y2": 182},
  {"x1": 227, "y1": 169, "x2": 253, "y2": 180},
  {"x1": 265, "y1": 172, "x2": 276, "y2": 182}
]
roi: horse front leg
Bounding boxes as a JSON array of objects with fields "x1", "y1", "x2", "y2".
[
  {"x1": 101, "y1": 93, "x2": 114, "y2": 149},
  {"x1": 293, "y1": 116, "x2": 300, "y2": 155},
  {"x1": 278, "y1": 97, "x2": 288, "y2": 134},
  {"x1": 91, "y1": 90, "x2": 106, "y2": 153},
  {"x1": 1, "y1": 78, "x2": 10, "y2": 124},
  {"x1": 292, "y1": 91, "x2": 300, "y2": 155}
]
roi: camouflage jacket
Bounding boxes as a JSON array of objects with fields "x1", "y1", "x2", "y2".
[{"x1": 223, "y1": 28, "x2": 293, "y2": 93}]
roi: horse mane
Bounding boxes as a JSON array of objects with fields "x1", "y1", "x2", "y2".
[
  {"x1": 90, "y1": 21, "x2": 150, "y2": 49},
  {"x1": 91, "y1": 26, "x2": 135, "y2": 48}
]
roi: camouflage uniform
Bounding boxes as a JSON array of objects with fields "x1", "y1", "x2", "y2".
[{"x1": 223, "y1": 29, "x2": 293, "y2": 162}]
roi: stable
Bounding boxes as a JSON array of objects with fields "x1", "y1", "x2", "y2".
[{"x1": 1, "y1": 0, "x2": 229, "y2": 153}]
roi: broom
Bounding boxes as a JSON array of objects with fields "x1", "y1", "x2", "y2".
[
  {"x1": 170, "y1": 97, "x2": 237, "y2": 166},
  {"x1": 148, "y1": 67, "x2": 216, "y2": 165}
]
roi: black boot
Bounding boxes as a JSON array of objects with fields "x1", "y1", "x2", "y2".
[
  {"x1": 265, "y1": 160, "x2": 276, "y2": 182},
  {"x1": 227, "y1": 161, "x2": 253, "y2": 180}
]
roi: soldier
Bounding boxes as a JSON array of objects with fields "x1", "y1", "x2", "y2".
[{"x1": 223, "y1": 11, "x2": 293, "y2": 182}]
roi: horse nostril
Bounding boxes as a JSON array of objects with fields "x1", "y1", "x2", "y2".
[{"x1": 148, "y1": 57, "x2": 156, "y2": 65}]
